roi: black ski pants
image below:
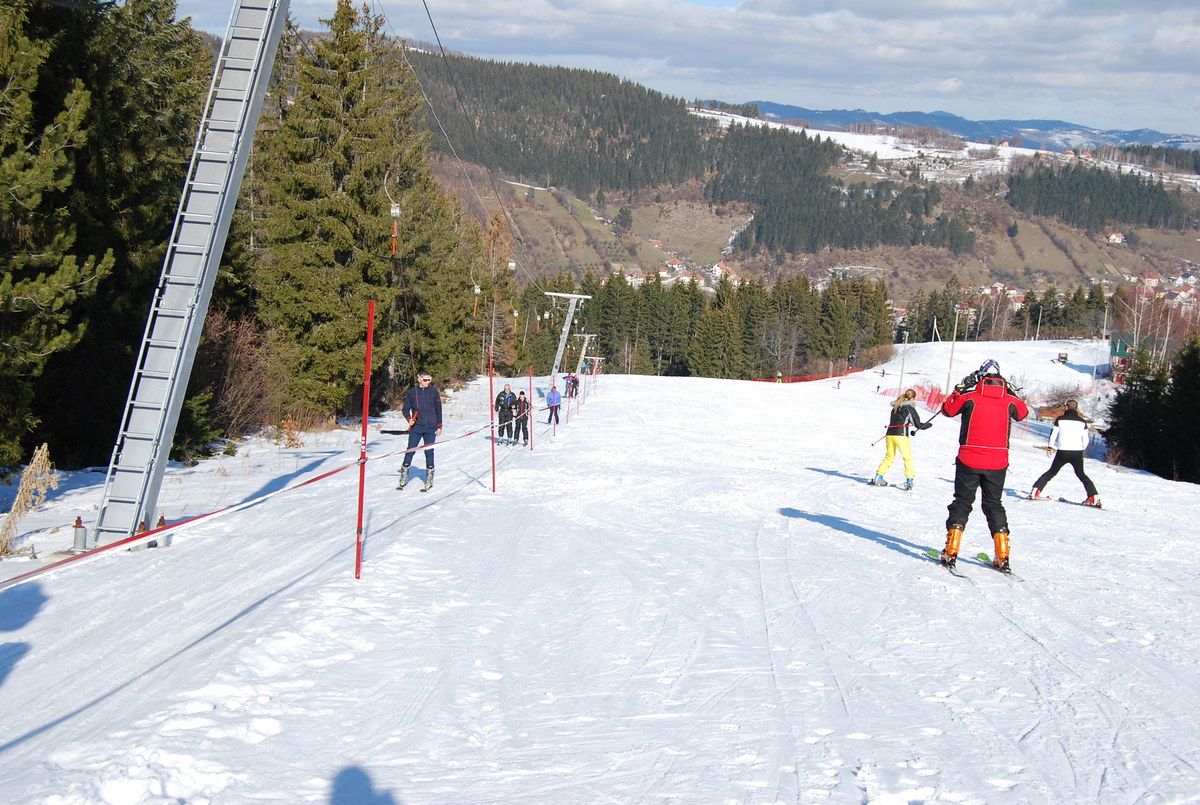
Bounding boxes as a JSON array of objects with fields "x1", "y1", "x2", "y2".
[
  {"x1": 946, "y1": 459, "x2": 1009, "y2": 534},
  {"x1": 497, "y1": 412, "x2": 513, "y2": 440},
  {"x1": 513, "y1": 415, "x2": 529, "y2": 444},
  {"x1": 547, "y1": 404, "x2": 559, "y2": 425},
  {"x1": 1034, "y1": 449, "x2": 1097, "y2": 497}
]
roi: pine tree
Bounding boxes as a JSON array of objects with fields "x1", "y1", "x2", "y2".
[
  {"x1": 688, "y1": 305, "x2": 745, "y2": 378},
  {"x1": 1106, "y1": 347, "x2": 1169, "y2": 474},
  {"x1": 815, "y1": 281, "x2": 854, "y2": 368},
  {"x1": 250, "y1": 2, "x2": 479, "y2": 413},
  {"x1": 1162, "y1": 335, "x2": 1200, "y2": 483},
  {"x1": 29, "y1": 0, "x2": 209, "y2": 466},
  {"x1": 1, "y1": 1, "x2": 111, "y2": 473},
  {"x1": 482, "y1": 214, "x2": 521, "y2": 374}
]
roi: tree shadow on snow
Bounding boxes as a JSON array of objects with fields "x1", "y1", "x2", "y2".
[
  {"x1": 1065, "y1": 361, "x2": 1103, "y2": 376},
  {"x1": 805, "y1": 467, "x2": 871, "y2": 485},
  {"x1": 239, "y1": 454, "x2": 342, "y2": 506},
  {"x1": 0, "y1": 582, "x2": 48, "y2": 690},
  {"x1": 779, "y1": 507, "x2": 934, "y2": 563},
  {"x1": 0, "y1": 556, "x2": 340, "y2": 756},
  {"x1": 330, "y1": 766, "x2": 400, "y2": 804}
]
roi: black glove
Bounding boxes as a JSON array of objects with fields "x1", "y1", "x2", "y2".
[{"x1": 954, "y1": 371, "x2": 978, "y2": 393}]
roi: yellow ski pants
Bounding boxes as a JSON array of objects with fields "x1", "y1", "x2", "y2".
[{"x1": 875, "y1": 435, "x2": 915, "y2": 479}]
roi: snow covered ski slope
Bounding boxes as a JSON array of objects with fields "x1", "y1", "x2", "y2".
[{"x1": 1, "y1": 339, "x2": 1198, "y2": 802}]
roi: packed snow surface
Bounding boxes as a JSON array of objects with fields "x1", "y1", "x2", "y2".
[{"x1": 2, "y1": 339, "x2": 1199, "y2": 802}]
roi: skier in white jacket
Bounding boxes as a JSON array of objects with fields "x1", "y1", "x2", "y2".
[{"x1": 1029, "y1": 399, "x2": 1100, "y2": 506}]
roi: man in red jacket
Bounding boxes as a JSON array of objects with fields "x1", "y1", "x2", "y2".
[{"x1": 938, "y1": 360, "x2": 1029, "y2": 572}]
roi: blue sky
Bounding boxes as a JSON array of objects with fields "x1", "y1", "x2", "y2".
[{"x1": 176, "y1": 0, "x2": 1200, "y2": 134}]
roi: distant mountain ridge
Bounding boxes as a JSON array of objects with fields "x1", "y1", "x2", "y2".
[{"x1": 750, "y1": 101, "x2": 1200, "y2": 152}]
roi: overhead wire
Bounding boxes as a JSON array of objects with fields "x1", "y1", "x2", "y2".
[{"x1": 369, "y1": 0, "x2": 548, "y2": 297}]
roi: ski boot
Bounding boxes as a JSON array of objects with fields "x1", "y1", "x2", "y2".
[
  {"x1": 992, "y1": 529, "x2": 1011, "y2": 573},
  {"x1": 1027, "y1": 487, "x2": 1042, "y2": 500},
  {"x1": 939, "y1": 525, "x2": 964, "y2": 568},
  {"x1": 868, "y1": 474, "x2": 888, "y2": 487},
  {"x1": 1083, "y1": 495, "x2": 1102, "y2": 508},
  {"x1": 397, "y1": 465, "x2": 410, "y2": 490},
  {"x1": 903, "y1": 478, "x2": 914, "y2": 491},
  {"x1": 423, "y1": 467, "x2": 435, "y2": 491}
]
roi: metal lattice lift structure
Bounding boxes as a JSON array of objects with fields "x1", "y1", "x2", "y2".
[
  {"x1": 89, "y1": 0, "x2": 289, "y2": 547},
  {"x1": 544, "y1": 292, "x2": 591, "y2": 378},
  {"x1": 573, "y1": 334, "x2": 595, "y2": 375}
]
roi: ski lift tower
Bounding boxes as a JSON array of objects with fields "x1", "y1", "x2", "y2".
[
  {"x1": 544, "y1": 292, "x2": 591, "y2": 377},
  {"x1": 573, "y1": 334, "x2": 595, "y2": 375},
  {"x1": 89, "y1": 0, "x2": 289, "y2": 547}
]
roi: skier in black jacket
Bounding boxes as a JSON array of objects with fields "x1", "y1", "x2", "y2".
[
  {"x1": 513, "y1": 391, "x2": 530, "y2": 446},
  {"x1": 494, "y1": 384, "x2": 517, "y2": 445},
  {"x1": 869, "y1": 388, "x2": 932, "y2": 490}
]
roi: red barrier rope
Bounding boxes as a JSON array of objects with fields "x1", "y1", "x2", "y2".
[
  {"x1": 0, "y1": 421, "x2": 494, "y2": 593},
  {"x1": 3, "y1": 364, "x2": 598, "y2": 591}
]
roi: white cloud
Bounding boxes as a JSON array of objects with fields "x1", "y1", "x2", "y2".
[{"x1": 175, "y1": 0, "x2": 1200, "y2": 133}]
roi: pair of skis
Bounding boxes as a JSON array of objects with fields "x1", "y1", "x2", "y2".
[
  {"x1": 923, "y1": 549, "x2": 1014, "y2": 578},
  {"x1": 1027, "y1": 495, "x2": 1102, "y2": 509}
]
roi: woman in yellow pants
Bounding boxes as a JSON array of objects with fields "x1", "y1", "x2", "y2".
[{"x1": 869, "y1": 389, "x2": 932, "y2": 490}]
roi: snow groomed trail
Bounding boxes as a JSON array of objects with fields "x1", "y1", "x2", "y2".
[{"x1": 1, "y1": 340, "x2": 1198, "y2": 802}]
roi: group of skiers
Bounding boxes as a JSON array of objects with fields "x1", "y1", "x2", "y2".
[
  {"x1": 493, "y1": 384, "x2": 532, "y2": 446},
  {"x1": 394, "y1": 372, "x2": 578, "y2": 491},
  {"x1": 397, "y1": 360, "x2": 1097, "y2": 573},
  {"x1": 870, "y1": 359, "x2": 1100, "y2": 573}
]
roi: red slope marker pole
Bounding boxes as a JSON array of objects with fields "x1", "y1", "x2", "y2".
[
  {"x1": 488, "y1": 346, "x2": 496, "y2": 493},
  {"x1": 528, "y1": 366, "x2": 534, "y2": 451},
  {"x1": 354, "y1": 298, "x2": 375, "y2": 580}
]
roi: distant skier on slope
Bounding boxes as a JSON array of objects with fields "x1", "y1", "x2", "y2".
[
  {"x1": 937, "y1": 360, "x2": 1028, "y2": 572},
  {"x1": 1029, "y1": 399, "x2": 1101, "y2": 507},
  {"x1": 546, "y1": 382, "x2": 562, "y2": 425},
  {"x1": 869, "y1": 388, "x2": 932, "y2": 490},
  {"x1": 513, "y1": 391, "x2": 530, "y2": 446}
]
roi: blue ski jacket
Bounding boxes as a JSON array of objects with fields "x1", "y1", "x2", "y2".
[{"x1": 403, "y1": 385, "x2": 443, "y2": 434}]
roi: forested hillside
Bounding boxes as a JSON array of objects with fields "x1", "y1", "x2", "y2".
[
  {"x1": 1006, "y1": 161, "x2": 1190, "y2": 232},
  {"x1": 408, "y1": 49, "x2": 1196, "y2": 275},
  {"x1": 405, "y1": 51, "x2": 710, "y2": 194},
  {"x1": 407, "y1": 51, "x2": 978, "y2": 259}
]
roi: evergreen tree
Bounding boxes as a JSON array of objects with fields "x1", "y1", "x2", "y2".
[
  {"x1": 631, "y1": 336, "x2": 654, "y2": 375},
  {"x1": 482, "y1": 214, "x2": 521, "y2": 374},
  {"x1": 1106, "y1": 347, "x2": 1169, "y2": 474},
  {"x1": 815, "y1": 281, "x2": 854, "y2": 367},
  {"x1": 1, "y1": 0, "x2": 112, "y2": 472},
  {"x1": 688, "y1": 306, "x2": 745, "y2": 378},
  {"x1": 30, "y1": 0, "x2": 210, "y2": 466},
  {"x1": 250, "y1": 2, "x2": 479, "y2": 413},
  {"x1": 1162, "y1": 335, "x2": 1200, "y2": 483}
]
